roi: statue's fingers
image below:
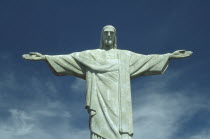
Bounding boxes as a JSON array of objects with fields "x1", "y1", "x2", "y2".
[
  {"x1": 185, "y1": 51, "x2": 193, "y2": 56},
  {"x1": 29, "y1": 52, "x2": 41, "y2": 56},
  {"x1": 22, "y1": 54, "x2": 28, "y2": 58},
  {"x1": 183, "y1": 53, "x2": 192, "y2": 57},
  {"x1": 32, "y1": 57, "x2": 42, "y2": 61},
  {"x1": 174, "y1": 50, "x2": 185, "y2": 55},
  {"x1": 35, "y1": 52, "x2": 42, "y2": 56},
  {"x1": 22, "y1": 54, "x2": 33, "y2": 60},
  {"x1": 32, "y1": 55, "x2": 39, "y2": 60},
  {"x1": 188, "y1": 51, "x2": 193, "y2": 55},
  {"x1": 179, "y1": 50, "x2": 186, "y2": 54},
  {"x1": 29, "y1": 52, "x2": 36, "y2": 55},
  {"x1": 22, "y1": 54, "x2": 27, "y2": 59}
]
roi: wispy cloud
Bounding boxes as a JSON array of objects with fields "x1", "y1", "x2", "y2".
[
  {"x1": 0, "y1": 70, "x2": 89, "y2": 139},
  {"x1": 189, "y1": 129, "x2": 210, "y2": 139},
  {"x1": 0, "y1": 109, "x2": 34, "y2": 138},
  {"x1": 133, "y1": 91, "x2": 195, "y2": 139},
  {"x1": 70, "y1": 78, "x2": 86, "y2": 93},
  {"x1": 132, "y1": 71, "x2": 209, "y2": 139},
  {"x1": 0, "y1": 101, "x2": 87, "y2": 139}
]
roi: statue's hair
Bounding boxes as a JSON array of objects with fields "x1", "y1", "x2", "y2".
[{"x1": 99, "y1": 25, "x2": 117, "y2": 49}]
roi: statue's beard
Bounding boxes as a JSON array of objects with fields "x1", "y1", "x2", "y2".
[
  {"x1": 105, "y1": 40, "x2": 113, "y2": 47},
  {"x1": 102, "y1": 38, "x2": 115, "y2": 50}
]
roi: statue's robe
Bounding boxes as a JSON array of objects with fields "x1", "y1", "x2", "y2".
[{"x1": 45, "y1": 49, "x2": 170, "y2": 139}]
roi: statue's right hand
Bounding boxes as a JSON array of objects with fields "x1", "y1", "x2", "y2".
[{"x1": 22, "y1": 52, "x2": 46, "y2": 61}]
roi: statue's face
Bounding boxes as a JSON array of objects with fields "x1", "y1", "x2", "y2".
[{"x1": 103, "y1": 27, "x2": 115, "y2": 47}]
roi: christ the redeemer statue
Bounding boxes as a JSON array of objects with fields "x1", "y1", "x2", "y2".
[{"x1": 22, "y1": 25, "x2": 192, "y2": 139}]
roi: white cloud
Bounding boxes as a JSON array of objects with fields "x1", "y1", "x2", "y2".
[
  {"x1": 32, "y1": 101, "x2": 71, "y2": 118},
  {"x1": 45, "y1": 81, "x2": 58, "y2": 95},
  {"x1": 0, "y1": 72, "x2": 89, "y2": 139},
  {"x1": 0, "y1": 106, "x2": 88, "y2": 139},
  {"x1": 189, "y1": 129, "x2": 210, "y2": 139},
  {"x1": 132, "y1": 71, "x2": 209, "y2": 139},
  {"x1": 70, "y1": 78, "x2": 86, "y2": 92},
  {"x1": 0, "y1": 109, "x2": 34, "y2": 136},
  {"x1": 0, "y1": 72, "x2": 17, "y2": 90},
  {"x1": 133, "y1": 91, "x2": 192, "y2": 139}
]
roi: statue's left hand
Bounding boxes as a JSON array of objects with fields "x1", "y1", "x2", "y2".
[
  {"x1": 170, "y1": 50, "x2": 193, "y2": 59},
  {"x1": 22, "y1": 52, "x2": 46, "y2": 61}
]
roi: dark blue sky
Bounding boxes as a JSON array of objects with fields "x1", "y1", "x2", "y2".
[{"x1": 0, "y1": 0, "x2": 210, "y2": 139}]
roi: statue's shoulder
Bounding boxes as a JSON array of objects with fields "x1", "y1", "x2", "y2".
[
  {"x1": 121, "y1": 49, "x2": 147, "y2": 55},
  {"x1": 116, "y1": 49, "x2": 134, "y2": 56},
  {"x1": 77, "y1": 49, "x2": 99, "y2": 54}
]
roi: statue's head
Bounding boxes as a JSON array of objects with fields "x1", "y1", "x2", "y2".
[{"x1": 99, "y1": 25, "x2": 117, "y2": 50}]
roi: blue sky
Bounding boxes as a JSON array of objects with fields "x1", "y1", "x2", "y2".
[{"x1": 0, "y1": 0, "x2": 210, "y2": 139}]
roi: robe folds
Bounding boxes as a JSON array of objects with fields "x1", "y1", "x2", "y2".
[{"x1": 45, "y1": 49, "x2": 170, "y2": 139}]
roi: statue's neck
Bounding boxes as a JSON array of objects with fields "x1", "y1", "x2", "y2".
[{"x1": 104, "y1": 45, "x2": 114, "y2": 50}]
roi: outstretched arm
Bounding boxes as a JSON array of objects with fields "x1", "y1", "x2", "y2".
[
  {"x1": 129, "y1": 50, "x2": 193, "y2": 79},
  {"x1": 129, "y1": 52, "x2": 170, "y2": 79},
  {"x1": 169, "y1": 50, "x2": 193, "y2": 59},
  {"x1": 22, "y1": 52, "x2": 46, "y2": 61},
  {"x1": 22, "y1": 52, "x2": 86, "y2": 79}
]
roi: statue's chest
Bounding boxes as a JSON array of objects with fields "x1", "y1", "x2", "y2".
[
  {"x1": 98, "y1": 50, "x2": 119, "y2": 65},
  {"x1": 104, "y1": 50, "x2": 118, "y2": 59}
]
